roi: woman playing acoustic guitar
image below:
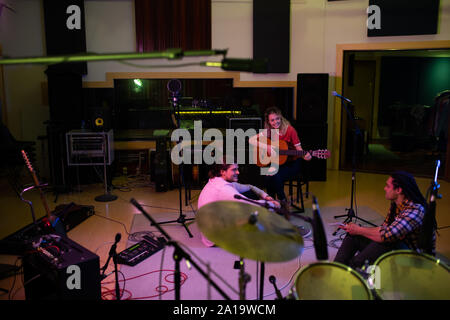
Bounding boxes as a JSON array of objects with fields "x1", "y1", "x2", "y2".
[{"x1": 249, "y1": 107, "x2": 312, "y2": 205}]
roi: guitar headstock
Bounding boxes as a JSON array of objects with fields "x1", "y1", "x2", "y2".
[
  {"x1": 311, "y1": 149, "x2": 331, "y2": 159},
  {"x1": 21, "y1": 150, "x2": 34, "y2": 173}
]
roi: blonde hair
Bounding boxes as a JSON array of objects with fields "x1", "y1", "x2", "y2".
[{"x1": 264, "y1": 107, "x2": 291, "y2": 135}]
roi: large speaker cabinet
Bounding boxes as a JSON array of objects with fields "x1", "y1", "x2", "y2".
[
  {"x1": 296, "y1": 73, "x2": 329, "y2": 123},
  {"x1": 151, "y1": 138, "x2": 171, "y2": 192},
  {"x1": 253, "y1": 0, "x2": 290, "y2": 73},
  {"x1": 43, "y1": 0, "x2": 87, "y2": 74}
]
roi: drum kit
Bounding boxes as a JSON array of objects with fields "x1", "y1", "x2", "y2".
[{"x1": 196, "y1": 200, "x2": 450, "y2": 300}]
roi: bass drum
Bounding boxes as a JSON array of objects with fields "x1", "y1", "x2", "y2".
[
  {"x1": 293, "y1": 261, "x2": 373, "y2": 300},
  {"x1": 373, "y1": 250, "x2": 450, "y2": 300}
]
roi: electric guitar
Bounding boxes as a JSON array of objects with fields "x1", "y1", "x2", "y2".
[
  {"x1": 254, "y1": 139, "x2": 331, "y2": 167},
  {"x1": 21, "y1": 150, "x2": 66, "y2": 235}
]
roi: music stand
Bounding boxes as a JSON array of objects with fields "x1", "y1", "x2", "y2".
[
  {"x1": 333, "y1": 93, "x2": 376, "y2": 231},
  {"x1": 152, "y1": 79, "x2": 194, "y2": 237}
]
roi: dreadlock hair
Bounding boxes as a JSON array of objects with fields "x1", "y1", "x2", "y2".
[
  {"x1": 386, "y1": 171, "x2": 426, "y2": 224},
  {"x1": 388, "y1": 171, "x2": 436, "y2": 254},
  {"x1": 391, "y1": 171, "x2": 427, "y2": 207}
]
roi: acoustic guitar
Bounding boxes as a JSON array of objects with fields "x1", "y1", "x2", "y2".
[{"x1": 254, "y1": 138, "x2": 331, "y2": 167}]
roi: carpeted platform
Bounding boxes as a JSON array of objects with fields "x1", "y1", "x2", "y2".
[{"x1": 118, "y1": 206, "x2": 385, "y2": 300}]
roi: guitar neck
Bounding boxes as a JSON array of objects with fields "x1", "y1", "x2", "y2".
[
  {"x1": 279, "y1": 149, "x2": 307, "y2": 157},
  {"x1": 21, "y1": 150, "x2": 52, "y2": 218}
]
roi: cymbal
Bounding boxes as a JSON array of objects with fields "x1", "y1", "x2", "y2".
[{"x1": 197, "y1": 201, "x2": 304, "y2": 262}]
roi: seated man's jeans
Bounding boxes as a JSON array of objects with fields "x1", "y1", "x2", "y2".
[{"x1": 334, "y1": 234, "x2": 406, "y2": 270}]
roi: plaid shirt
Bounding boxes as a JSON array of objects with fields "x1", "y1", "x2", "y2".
[{"x1": 380, "y1": 199, "x2": 434, "y2": 253}]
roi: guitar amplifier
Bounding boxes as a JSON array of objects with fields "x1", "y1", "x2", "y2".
[
  {"x1": 52, "y1": 202, "x2": 95, "y2": 233},
  {"x1": 23, "y1": 234, "x2": 101, "y2": 300},
  {"x1": 2, "y1": 203, "x2": 95, "y2": 255}
]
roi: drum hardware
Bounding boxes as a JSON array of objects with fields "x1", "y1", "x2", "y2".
[
  {"x1": 197, "y1": 200, "x2": 304, "y2": 300},
  {"x1": 197, "y1": 201, "x2": 304, "y2": 263},
  {"x1": 197, "y1": 195, "x2": 332, "y2": 300},
  {"x1": 238, "y1": 258, "x2": 251, "y2": 300},
  {"x1": 268, "y1": 275, "x2": 284, "y2": 300},
  {"x1": 237, "y1": 193, "x2": 329, "y2": 261},
  {"x1": 130, "y1": 198, "x2": 231, "y2": 300}
]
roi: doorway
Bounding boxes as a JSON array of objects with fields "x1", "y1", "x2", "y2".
[{"x1": 339, "y1": 49, "x2": 450, "y2": 179}]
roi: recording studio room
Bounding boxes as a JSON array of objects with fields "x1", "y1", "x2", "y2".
[{"x1": 1, "y1": 0, "x2": 450, "y2": 302}]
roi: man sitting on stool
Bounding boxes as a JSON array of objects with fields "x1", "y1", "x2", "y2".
[{"x1": 334, "y1": 171, "x2": 436, "y2": 270}]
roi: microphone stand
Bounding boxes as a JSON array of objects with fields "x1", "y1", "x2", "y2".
[
  {"x1": 419, "y1": 160, "x2": 441, "y2": 255},
  {"x1": 100, "y1": 234, "x2": 121, "y2": 300},
  {"x1": 237, "y1": 194, "x2": 329, "y2": 258},
  {"x1": 238, "y1": 257, "x2": 251, "y2": 300},
  {"x1": 130, "y1": 198, "x2": 231, "y2": 300},
  {"x1": 333, "y1": 95, "x2": 376, "y2": 235},
  {"x1": 153, "y1": 84, "x2": 194, "y2": 238},
  {"x1": 269, "y1": 275, "x2": 284, "y2": 300},
  {"x1": 235, "y1": 194, "x2": 329, "y2": 299}
]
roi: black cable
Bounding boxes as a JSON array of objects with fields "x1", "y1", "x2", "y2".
[
  {"x1": 354, "y1": 175, "x2": 358, "y2": 218},
  {"x1": 158, "y1": 246, "x2": 166, "y2": 300},
  {"x1": 93, "y1": 212, "x2": 131, "y2": 236},
  {"x1": 8, "y1": 257, "x2": 22, "y2": 300},
  {"x1": 118, "y1": 270, "x2": 126, "y2": 299},
  {"x1": 437, "y1": 225, "x2": 450, "y2": 230}
]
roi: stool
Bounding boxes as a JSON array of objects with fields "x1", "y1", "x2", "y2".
[{"x1": 285, "y1": 173, "x2": 309, "y2": 213}]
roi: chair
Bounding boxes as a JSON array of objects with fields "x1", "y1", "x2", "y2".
[{"x1": 285, "y1": 166, "x2": 309, "y2": 213}]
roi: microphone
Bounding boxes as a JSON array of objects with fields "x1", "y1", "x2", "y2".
[
  {"x1": 311, "y1": 196, "x2": 329, "y2": 260},
  {"x1": 269, "y1": 275, "x2": 284, "y2": 300},
  {"x1": 234, "y1": 194, "x2": 244, "y2": 200},
  {"x1": 205, "y1": 58, "x2": 268, "y2": 73},
  {"x1": 114, "y1": 233, "x2": 121, "y2": 244},
  {"x1": 331, "y1": 91, "x2": 352, "y2": 103},
  {"x1": 234, "y1": 193, "x2": 275, "y2": 211}
]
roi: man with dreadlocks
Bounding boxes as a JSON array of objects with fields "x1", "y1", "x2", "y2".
[{"x1": 333, "y1": 171, "x2": 436, "y2": 270}]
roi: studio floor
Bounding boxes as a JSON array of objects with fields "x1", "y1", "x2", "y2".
[{"x1": 1, "y1": 169, "x2": 449, "y2": 300}]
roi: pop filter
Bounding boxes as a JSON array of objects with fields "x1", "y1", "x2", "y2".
[{"x1": 167, "y1": 79, "x2": 182, "y2": 94}]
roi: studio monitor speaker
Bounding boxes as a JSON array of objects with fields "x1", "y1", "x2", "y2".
[
  {"x1": 152, "y1": 138, "x2": 171, "y2": 192},
  {"x1": 296, "y1": 73, "x2": 329, "y2": 123}
]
